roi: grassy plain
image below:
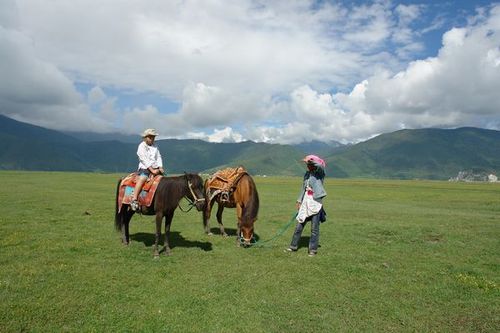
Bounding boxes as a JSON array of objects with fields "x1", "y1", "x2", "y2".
[{"x1": 0, "y1": 171, "x2": 498, "y2": 332}]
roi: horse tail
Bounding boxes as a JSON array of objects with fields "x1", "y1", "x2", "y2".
[
  {"x1": 114, "y1": 178, "x2": 123, "y2": 231},
  {"x1": 242, "y1": 175, "x2": 259, "y2": 222}
]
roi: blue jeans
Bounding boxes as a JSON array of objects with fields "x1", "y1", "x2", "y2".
[
  {"x1": 289, "y1": 212, "x2": 320, "y2": 253},
  {"x1": 137, "y1": 168, "x2": 151, "y2": 177}
]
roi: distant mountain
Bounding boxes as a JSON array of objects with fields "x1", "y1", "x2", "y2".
[
  {"x1": 1, "y1": 114, "x2": 499, "y2": 179},
  {"x1": 293, "y1": 140, "x2": 344, "y2": 155},
  {"x1": 63, "y1": 131, "x2": 141, "y2": 143},
  {"x1": 146, "y1": 139, "x2": 305, "y2": 176},
  {"x1": 0, "y1": 115, "x2": 304, "y2": 175},
  {"x1": 0, "y1": 115, "x2": 89, "y2": 171},
  {"x1": 326, "y1": 127, "x2": 500, "y2": 179}
]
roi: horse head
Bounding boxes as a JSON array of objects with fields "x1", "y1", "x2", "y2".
[
  {"x1": 239, "y1": 222, "x2": 255, "y2": 247},
  {"x1": 184, "y1": 173, "x2": 206, "y2": 211}
]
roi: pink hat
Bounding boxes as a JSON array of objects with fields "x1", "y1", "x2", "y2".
[{"x1": 302, "y1": 154, "x2": 326, "y2": 168}]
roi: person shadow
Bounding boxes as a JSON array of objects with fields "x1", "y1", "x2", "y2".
[
  {"x1": 294, "y1": 237, "x2": 321, "y2": 250},
  {"x1": 131, "y1": 231, "x2": 213, "y2": 251},
  {"x1": 298, "y1": 236, "x2": 311, "y2": 249}
]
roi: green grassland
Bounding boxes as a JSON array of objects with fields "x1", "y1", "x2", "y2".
[{"x1": 0, "y1": 171, "x2": 498, "y2": 332}]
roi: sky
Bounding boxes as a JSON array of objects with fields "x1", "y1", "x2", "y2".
[{"x1": 1, "y1": 0, "x2": 499, "y2": 144}]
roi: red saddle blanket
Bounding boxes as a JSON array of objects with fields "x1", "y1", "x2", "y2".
[{"x1": 117, "y1": 173, "x2": 163, "y2": 213}]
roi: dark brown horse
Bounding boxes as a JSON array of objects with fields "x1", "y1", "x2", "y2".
[
  {"x1": 115, "y1": 173, "x2": 206, "y2": 257},
  {"x1": 203, "y1": 173, "x2": 259, "y2": 246}
]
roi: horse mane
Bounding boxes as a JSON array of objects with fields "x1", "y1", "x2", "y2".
[{"x1": 240, "y1": 174, "x2": 259, "y2": 224}]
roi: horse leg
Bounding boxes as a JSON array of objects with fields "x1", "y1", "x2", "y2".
[
  {"x1": 124, "y1": 219, "x2": 130, "y2": 245},
  {"x1": 121, "y1": 222, "x2": 128, "y2": 245},
  {"x1": 121, "y1": 210, "x2": 133, "y2": 245},
  {"x1": 235, "y1": 204, "x2": 243, "y2": 247},
  {"x1": 163, "y1": 211, "x2": 174, "y2": 256},
  {"x1": 216, "y1": 204, "x2": 228, "y2": 237},
  {"x1": 153, "y1": 212, "x2": 163, "y2": 257},
  {"x1": 204, "y1": 199, "x2": 216, "y2": 235}
]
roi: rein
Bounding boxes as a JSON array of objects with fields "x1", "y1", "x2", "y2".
[{"x1": 238, "y1": 212, "x2": 297, "y2": 248}]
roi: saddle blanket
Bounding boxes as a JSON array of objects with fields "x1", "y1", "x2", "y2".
[
  {"x1": 117, "y1": 173, "x2": 163, "y2": 213},
  {"x1": 206, "y1": 166, "x2": 248, "y2": 192}
]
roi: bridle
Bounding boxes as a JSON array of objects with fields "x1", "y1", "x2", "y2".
[
  {"x1": 179, "y1": 176, "x2": 206, "y2": 212},
  {"x1": 238, "y1": 231, "x2": 255, "y2": 245},
  {"x1": 186, "y1": 179, "x2": 205, "y2": 205}
]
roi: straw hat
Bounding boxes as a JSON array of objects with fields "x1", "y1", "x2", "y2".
[{"x1": 142, "y1": 128, "x2": 158, "y2": 137}]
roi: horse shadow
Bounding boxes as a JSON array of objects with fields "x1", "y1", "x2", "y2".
[
  {"x1": 131, "y1": 232, "x2": 213, "y2": 251},
  {"x1": 208, "y1": 227, "x2": 237, "y2": 236},
  {"x1": 207, "y1": 227, "x2": 261, "y2": 242}
]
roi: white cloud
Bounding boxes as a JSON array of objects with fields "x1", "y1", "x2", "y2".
[
  {"x1": 268, "y1": 5, "x2": 500, "y2": 143},
  {"x1": 87, "y1": 86, "x2": 106, "y2": 105},
  {"x1": 0, "y1": 1, "x2": 499, "y2": 143}
]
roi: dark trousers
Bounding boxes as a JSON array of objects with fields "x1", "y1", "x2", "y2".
[{"x1": 289, "y1": 213, "x2": 320, "y2": 253}]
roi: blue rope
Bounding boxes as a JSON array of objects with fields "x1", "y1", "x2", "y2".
[{"x1": 240, "y1": 212, "x2": 297, "y2": 248}]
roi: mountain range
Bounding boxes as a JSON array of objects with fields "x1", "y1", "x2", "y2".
[{"x1": 1, "y1": 114, "x2": 499, "y2": 179}]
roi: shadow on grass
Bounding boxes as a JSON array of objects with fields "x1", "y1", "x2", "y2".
[
  {"x1": 298, "y1": 236, "x2": 311, "y2": 249},
  {"x1": 131, "y1": 232, "x2": 213, "y2": 251},
  {"x1": 208, "y1": 227, "x2": 237, "y2": 236},
  {"x1": 207, "y1": 227, "x2": 262, "y2": 243},
  {"x1": 294, "y1": 237, "x2": 322, "y2": 250}
]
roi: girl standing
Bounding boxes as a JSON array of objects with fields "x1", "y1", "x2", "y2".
[{"x1": 286, "y1": 155, "x2": 327, "y2": 256}]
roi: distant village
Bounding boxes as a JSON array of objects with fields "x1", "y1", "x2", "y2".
[{"x1": 450, "y1": 170, "x2": 498, "y2": 182}]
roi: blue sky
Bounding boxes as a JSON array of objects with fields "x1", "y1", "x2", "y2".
[{"x1": 1, "y1": 0, "x2": 499, "y2": 143}]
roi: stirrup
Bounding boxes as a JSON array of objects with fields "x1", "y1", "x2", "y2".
[{"x1": 130, "y1": 200, "x2": 139, "y2": 211}]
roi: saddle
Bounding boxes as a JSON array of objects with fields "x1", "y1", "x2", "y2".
[
  {"x1": 117, "y1": 173, "x2": 163, "y2": 213},
  {"x1": 206, "y1": 166, "x2": 248, "y2": 202}
]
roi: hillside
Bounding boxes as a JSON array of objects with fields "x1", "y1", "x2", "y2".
[
  {"x1": 326, "y1": 127, "x2": 500, "y2": 179},
  {"x1": 0, "y1": 115, "x2": 304, "y2": 175},
  {"x1": 1, "y1": 115, "x2": 499, "y2": 179}
]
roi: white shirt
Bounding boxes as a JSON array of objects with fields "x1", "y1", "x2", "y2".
[
  {"x1": 296, "y1": 185, "x2": 322, "y2": 223},
  {"x1": 137, "y1": 141, "x2": 163, "y2": 170}
]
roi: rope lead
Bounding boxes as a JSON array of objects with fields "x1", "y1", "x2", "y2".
[{"x1": 241, "y1": 212, "x2": 297, "y2": 248}]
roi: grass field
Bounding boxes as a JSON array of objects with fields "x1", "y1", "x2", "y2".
[{"x1": 0, "y1": 171, "x2": 498, "y2": 332}]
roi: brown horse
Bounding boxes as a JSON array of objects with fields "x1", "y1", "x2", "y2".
[
  {"x1": 203, "y1": 171, "x2": 259, "y2": 246},
  {"x1": 115, "y1": 173, "x2": 206, "y2": 257}
]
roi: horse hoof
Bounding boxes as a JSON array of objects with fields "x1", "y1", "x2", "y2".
[
  {"x1": 222, "y1": 233, "x2": 228, "y2": 238},
  {"x1": 207, "y1": 232, "x2": 213, "y2": 236}
]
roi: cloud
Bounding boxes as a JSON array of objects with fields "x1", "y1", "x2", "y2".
[
  {"x1": 186, "y1": 127, "x2": 244, "y2": 143},
  {"x1": 269, "y1": 4, "x2": 500, "y2": 143},
  {"x1": 0, "y1": 1, "x2": 499, "y2": 143},
  {"x1": 0, "y1": 23, "x2": 114, "y2": 132}
]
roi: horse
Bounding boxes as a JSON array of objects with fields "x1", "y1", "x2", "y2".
[
  {"x1": 203, "y1": 171, "x2": 259, "y2": 247},
  {"x1": 115, "y1": 173, "x2": 206, "y2": 257}
]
